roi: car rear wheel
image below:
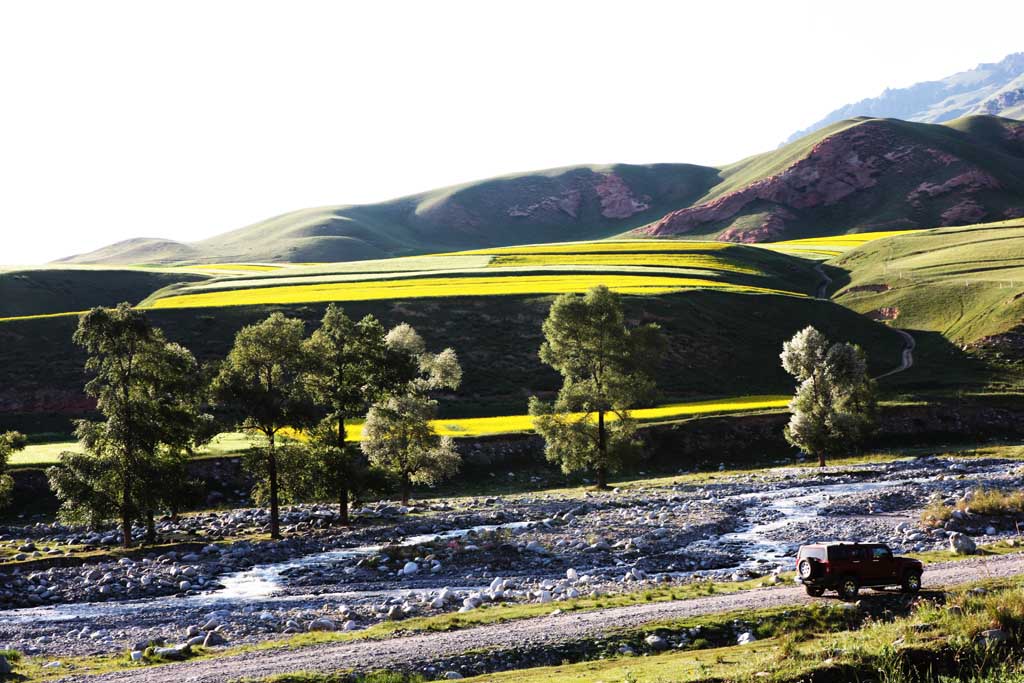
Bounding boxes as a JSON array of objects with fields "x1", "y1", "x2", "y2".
[
  {"x1": 805, "y1": 585, "x2": 825, "y2": 597},
  {"x1": 798, "y1": 559, "x2": 820, "y2": 579},
  {"x1": 839, "y1": 577, "x2": 860, "y2": 601},
  {"x1": 902, "y1": 572, "x2": 922, "y2": 594}
]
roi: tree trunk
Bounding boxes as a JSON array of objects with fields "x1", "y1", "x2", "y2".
[
  {"x1": 339, "y1": 487, "x2": 349, "y2": 525},
  {"x1": 595, "y1": 410, "x2": 609, "y2": 490},
  {"x1": 121, "y1": 506, "x2": 133, "y2": 548},
  {"x1": 401, "y1": 473, "x2": 411, "y2": 506},
  {"x1": 338, "y1": 417, "x2": 349, "y2": 524},
  {"x1": 268, "y1": 433, "x2": 281, "y2": 540},
  {"x1": 145, "y1": 510, "x2": 156, "y2": 544},
  {"x1": 818, "y1": 452, "x2": 826, "y2": 468}
]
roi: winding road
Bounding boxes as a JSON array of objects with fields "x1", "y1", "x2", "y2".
[
  {"x1": 814, "y1": 263, "x2": 915, "y2": 380},
  {"x1": 60, "y1": 552, "x2": 1024, "y2": 683}
]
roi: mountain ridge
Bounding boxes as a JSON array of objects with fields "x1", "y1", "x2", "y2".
[
  {"x1": 62, "y1": 116, "x2": 1024, "y2": 265},
  {"x1": 786, "y1": 52, "x2": 1024, "y2": 144}
]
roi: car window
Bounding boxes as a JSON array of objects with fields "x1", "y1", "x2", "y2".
[
  {"x1": 800, "y1": 547, "x2": 825, "y2": 561},
  {"x1": 829, "y1": 546, "x2": 850, "y2": 561},
  {"x1": 872, "y1": 547, "x2": 892, "y2": 560}
]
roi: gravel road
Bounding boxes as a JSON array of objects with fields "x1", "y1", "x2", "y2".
[{"x1": 61, "y1": 551, "x2": 1024, "y2": 683}]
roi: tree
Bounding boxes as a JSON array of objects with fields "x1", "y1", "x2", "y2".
[
  {"x1": 361, "y1": 324, "x2": 461, "y2": 504},
  {"x1": 212, "y1": 313, "x2": 315, "y2": 539},
  {"x1": 301, "y1": 305, "x2": 406, "y2": 523},
  {"x1": 529, "y1": 286, "x2": 662, "y2": 489},
  {"x1": 0, "y1": 431, "x2": 26, "y2": 508},
  {"x1": 780, "y1": 326, "x2": 877, "y2": 467},
  {"x1": 48, "y1": 304, "x2": 211, "y2": 546}
]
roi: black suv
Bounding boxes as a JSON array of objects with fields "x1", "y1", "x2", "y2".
[{"x1": 796, "y1": 542, "x2": 923, "y2": 600}]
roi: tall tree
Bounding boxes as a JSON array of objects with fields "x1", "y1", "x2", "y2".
[
  {"x1": 212, "y1": 313, "x2": 315, "y2": 539},
  {"x1": 780, "y1": 326, "x2": 877, "y2": 467},
  {"x1": 361, "y1": 323, "x2": 461, "y2": 504},
  {"x1": 529, "y1": 286, "x2": 662, "y2": 489},
  {"x1": 49, "y1": 304, "x2": 210, "y2": 546},
  {"x1": 301, "y1": 305, "x2": 406, "y2": 523},
  {"x1": 0, "y1": 431, "x2": 26, "y2": 509}
]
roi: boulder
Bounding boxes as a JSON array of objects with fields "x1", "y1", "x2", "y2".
[
  {"x1": 645, "y1": 634, "x2": 669, "y2": 651},
  {"x1": 308, "y1": 618, "x2": 337, "y2": 632},
  {"x1": 949, "y1": 532, "x2": 977, "y2": 555},
  {"x1": 203, "y1": 631, "x2": 228, "y2": 647}
]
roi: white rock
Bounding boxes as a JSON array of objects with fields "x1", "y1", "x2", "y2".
[{"x1": 737, "y1": 631, "x2": 757, "y2": 645}]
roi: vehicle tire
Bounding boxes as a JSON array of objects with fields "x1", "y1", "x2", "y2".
[
  {"x1": 902, "y1": 572, "x2": 922, "y2": 594},
  {"x1": 839, "y1": 577, "x2": 860, "y2": 601},
  {"x1": 805, "y1": 585, "x2": 825, "y2": 597},
  {"x1": 798, "y1": 559, "x2": 821, "y2": 580}
]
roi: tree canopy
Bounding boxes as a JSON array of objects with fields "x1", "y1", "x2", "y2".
[
  {"x1": 780, "y1": 326, "x2": 876, "y2": 467},
  {"x1": 212, "y1": 312, "x2": 316, "y2": 538},
  {"x1": 48, "y1": 304, "x2": 210, "y2": 545},
  {"x1": 530, "y1": 286, "x2": 662, "y2": 488},
  {"x1": 361, "y1": 323, "x2": 462, "y2": 504}
]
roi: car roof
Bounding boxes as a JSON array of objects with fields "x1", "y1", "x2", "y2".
[{"x1": 801, "y1": 542, "x2": 889, "y2": 548}]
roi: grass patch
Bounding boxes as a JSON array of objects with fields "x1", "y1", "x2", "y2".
[{"x1": 921, "y1": 487, "x2": 1024, "y2": 528}]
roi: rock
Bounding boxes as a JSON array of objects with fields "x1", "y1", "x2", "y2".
[
  {"x1": 0, "y1": 655, "x2": 10, "y2": 675},
  {"x1": 308, "y1": 618, "x2": 337, "y2": 632},
  {"x1": 178, "y1": 580, "x2": 192, "y2": 592},
  {"x1": 979, "y1": 629, "x2": 1009, "y2": 646},
  {"x1": 949, "y1": 532, "x2": 977, "y2": 555},
  {"x1": 153, "y1": 644, "x2": 191, "y2": 660},
  {"x1": 402, "y1": 561, "x2": 419, "y2": 576},
  {"x1": 186, "y1": 635, "x2": 206, "y2": 647},
  {"x1": 43, "y1": 661, "x2": 62, "y2": 669},
  {"x1": 130, "y1": 651, "x2": 144, "y2": 663},
  {"x1": 444, "y1": 673, "x2": 464, "y2": 680},
  {"x1": 738, "y1": 631, "x2": 757, "y2": 645},
  {"x1": 566, "y1": 568, "x2": 579, "y2": 581},
  {"x1": 203, "y1": 631, "x2": 228, "y2": 647},
  {"x1": 645, "y1": 634, "x2": 670, "y2": 651}
]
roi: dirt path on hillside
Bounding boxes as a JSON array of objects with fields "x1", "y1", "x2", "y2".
[
  {"x1": 61, "y1": 552, "x2": 1024, "y2": 683},
  {"x1": 875, "y1": 328, "x2": 915, "y2": 379}
]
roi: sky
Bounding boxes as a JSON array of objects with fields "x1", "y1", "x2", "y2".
[{"x1": 1, "y1": 1, "x2": 1022, "y2": 264}]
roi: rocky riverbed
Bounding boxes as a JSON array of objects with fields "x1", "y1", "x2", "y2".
[{"x1": 2, "y1": 454, "x2": 1023, "y2": 662}]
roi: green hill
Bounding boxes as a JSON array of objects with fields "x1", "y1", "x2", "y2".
[
  {"x1": 0, "y1": 267, "x2": 207, "y2": 318},
  {"x1": 59, "y1": 163, "x2": 721, "y2": 265},
  {"x1": 60, "y1": 116, "x2": 1024, "y2": 266},
  {"x1": 828, "y1": 218, "x2": 1024, "y2": 393},
  {"x1": 635, "y1": 116, "x2": 1024, "y2": 243}
]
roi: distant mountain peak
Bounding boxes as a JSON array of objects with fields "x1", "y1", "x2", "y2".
[{"x1": 786, "y1": 52, "x2": 1024, "y2": 144}]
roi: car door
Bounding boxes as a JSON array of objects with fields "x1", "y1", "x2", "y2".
[{"x1": 868, "y1": 545, "x2": 897, "y2": 585}]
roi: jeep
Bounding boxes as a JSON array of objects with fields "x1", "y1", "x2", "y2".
[{"x1": 796, "y1": 542, "x2": 923, "y2": 600}]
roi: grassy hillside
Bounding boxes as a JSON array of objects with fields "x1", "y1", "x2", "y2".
[
  {"x1": 0, "y1": 267, "x2": 208, "y2": 318},
  {"x1": 0, "y1": 289, "x2": 904, "y2": 434},
  {"x1": 635, "y1": 116, "x2": 1024, "y2": 243},
  {"x1": 60, "y1": 163, "x2": 721, "y2": 265},
  {"x1": 829, "y1": 219, "x2": 1024, "y2": 393}
]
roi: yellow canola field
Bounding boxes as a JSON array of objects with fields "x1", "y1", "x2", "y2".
[
  {"x1": 488, "y1": 253, "x2": 762, "y2": 274},
  {"x1": 146, "y1": 273, "x2": 800, "y2": 310},
  {"x1": 282, "y1": 395, "x2": 793, "y2": 442},
  {"x1": 774, "y1": 230, "x2": 923, "y2": 249}
]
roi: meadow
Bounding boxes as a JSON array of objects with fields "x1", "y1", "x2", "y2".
[{"x1": 10, "y1": 395, "x2": 790, "y2": 468}]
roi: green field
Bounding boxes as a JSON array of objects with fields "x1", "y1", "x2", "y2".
[{"x1": 832, "y1": 219, "x2": 1024, "y2": 344}]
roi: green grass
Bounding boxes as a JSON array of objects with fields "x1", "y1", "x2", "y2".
[
  {"x1": 9, "y1": 431, "x2": 258, "y2": 469},
  {"x1": 832, "y1": 219, "x2": 1024, "y2": 345}
]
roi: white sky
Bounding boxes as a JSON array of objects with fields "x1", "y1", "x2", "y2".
[{"x1": 1, "y1": 1, "x2": 1022, "y2": 264}]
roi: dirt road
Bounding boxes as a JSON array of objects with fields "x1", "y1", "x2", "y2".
[{"x1": 61, "y1": 552, "x2": 1024, "y2": 683}]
